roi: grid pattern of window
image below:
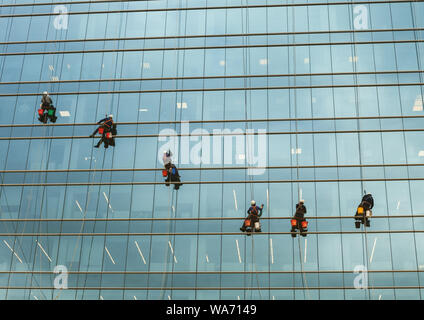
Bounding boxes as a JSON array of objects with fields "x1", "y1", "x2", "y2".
[{"x1": 0, "y1": 0, "x2": 424, "y2": 300}]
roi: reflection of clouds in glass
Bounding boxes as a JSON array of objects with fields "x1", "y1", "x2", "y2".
[
  {"x1": 349, "y1": 56, "x2": 358, "y2": 63},
  {"x1": 413, "y1": 95, "x2": 423, "y2": 111}
]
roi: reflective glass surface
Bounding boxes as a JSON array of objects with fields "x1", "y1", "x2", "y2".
[{"x1": 0, "y1": 0, "x2": 423, "y2": 300}]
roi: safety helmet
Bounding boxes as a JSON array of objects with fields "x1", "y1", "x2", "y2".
[
  {"x1": 43, "y1": 91, "x2": 48, "y2": 95},
  {"x1": 108, "y1": 114, "x2": 113, "y2": 119},
  {"x1": 251, "y1": 200, "x2": 256, "y2": 206},
  {"x1": 300, "y1": 200, "x2": 305, "y2": 204}
]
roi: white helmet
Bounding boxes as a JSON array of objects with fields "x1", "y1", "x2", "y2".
[
  {"x1": 109, "y1": 114, "x2": 113, "y2": 118},
  {"x1": 251, "y1": 200, "x2": 256, "y2": 206},
  {"x1": 43, "y1": 91, "x2": 48, "y2": 95}
]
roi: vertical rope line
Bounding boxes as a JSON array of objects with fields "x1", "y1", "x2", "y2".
[
  {"x1": 0, "y1": 3, "x2": 20, "y2": 300},
  {"x1": 385, "y1": 2, "x2": 402, "y2": 301},
  {"x1": 29, "y1": 116, "x2": 54, "y2": 298},
  {"x1": 159, "y1": 0, "x2": 184, "y2": 300},
  {"x1": 245, "y1": 2, "x2": 262, "y2": 301},
  {"x1": 408, "y1": 0, "x2": 423, "y2": 300},
  {"x1": 291, "y1": 1, "x2": 309, "y2": 301},
  {"x1": 350, "y1": 0, "x2": 370, "y2": 300},
  {"x1": 388, "y1": 1, "x2": 421, "y2": 300},
  {"x1": 158, "y1": 0, "x2": 180, "y2": 299},
  {"x1": 25, "y1": 124, "x2": 48, "y2": 300},
  {"x1": 240, "y1": 1, "x2": 261, "y2": 300},
  {"x1": 31, "y1": 5, "x2": 65, "y2": 299},
  {"x1": 240, "y1": 0, "x2": 249, "y2": 300},
  {"x1": 99, "y1": 0, "x2": 129, "y2": 300},
  {"x1": 168, "y1": 0, "x2": 189, "y2": 300},
  {"x1": 24, "y1": 124, "x2": 48, "y2": 300},
  {"x1": 68, "y1": 0, "x2": 115, "y2": 300},
  {"x1": 146, "y1": 0, "x2": 163, "y2": 300},
  {"x1": 53, "y1": 0, "x2": 119, "y2": 301},
  {"x1": 4, "y1": 2, "x2": 50, "y2": 300},
  {"x1": 50, "y1": 0, "x2": 88, "y2": 301},
  {"x1": 98, "y1": 0, "x2": 129, "y2": 300},
  {"x1": 286, "y1": 0, "x2": 296, "y2": 300},
  {"x1": 43, "y1": 5, "x2": 67, "y2": 298},
  {"x1": 77, "y1": 0, "x2": 112, "y2": 300},
  {"x1": 325, "y1": 2, "x2": 345, "y2": 300},
  {"x1": 193, "y1": 0, "x2": 209, "y2": 301},
  {"x1": 123, "y1": 0, "x2": 152, "y2": 302},
  {"x1": 350, "y1": 0, "x2": 371, "y2": 300},
  {"x1": 265, "y1": 0, "x2": 271, "y2": 301},
  {"x1": 364, "y1": 4, "x2": 397, "y2": 300},
  {"x1": 218, "y1": 0, "x2": 228, "y2": 301},
  {"x1": 6, "y1": 1, "x2": 52, "y2": 299}
]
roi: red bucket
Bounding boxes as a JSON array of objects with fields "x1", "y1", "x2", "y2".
[
  {"x1": 106, "y1": 132, "x2": 112, "y2": 139},
  {"x1": 98, "y1": 127, "x2": 104, "y2": 134},
  {"x1": 162, "y1": 169, "x2": 168, "y2": 177},
  {"x1": 301, "y1": 220, "x2": 308, "y2": 229},
  {"x1": 38, "y1": 109, "x2": 44, "y2": 115},
  {"x1": 291, "y1": 219, "x2": 297, "y2": 227},
  {"x1": 244, "y1": 219, "x2": 251, "y2": 227}
]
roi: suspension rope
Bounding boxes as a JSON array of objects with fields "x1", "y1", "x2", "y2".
[
  {"x1": 96, "y1": 0, "x2": 129, "y2": 300},
  {"x1": 289, "y1": 2, "x2": 310, "y2": 300},
  {"x1": 166, "y1": 0, "x2": 187, "y2": 295},
  {"x1": 29, "y1": 9, "x2": 64, "y2": 299},
  {"x1": 53, "y1": 148, "x2": 105, "y2": 300},
  {"x1": 407, "y1": 0, "x2": 423, "y2": 300},
  {"x1": 30, "y1": 123, "x2": 55, "y2": 299},
  {"x1": 159, "y1": 0, "x2": 184, "y2": 300},
  {"x1": 241, "y1": 0, "x2": 263, "y2": 300},
  {"x1": 350, "y1": 0, "x2": 372, "y2": 300},
  {"x1": 1, "y1": 2, "x2": 56, "y2": 300},
  {"x1": 52, "y1": 0, "x2": 120, "y2": 300},
  {"x1": 72, "y1": 1, "x2": 113, "y2": 299}
]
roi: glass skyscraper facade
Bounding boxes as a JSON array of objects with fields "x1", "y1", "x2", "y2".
[{"x1": 0, "y1": 0, "x2": 424, "y2": 300}]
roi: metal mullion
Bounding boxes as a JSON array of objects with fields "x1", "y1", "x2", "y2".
[
  {"x1": 0, "y1": 0, "x2": 419, "y2": 17},
  {"x1": 6, "y1": 177, "x2": 424, "y2": 187},
  {"x1": 2, "y1": 69, "x2": 424, "y2": 86},
  {"x1": 6, "y1": 127, "x2": 424, "y2": 140},
  {"x1": 1, "y1": 269, "x2": 424, "y2": 275},
  {"x1": 2, "y1": 39, "x2": 424, "y2": 56},
  {"x1": 4, "y1": 162, "x2": 424, "y2": 173},
  {"x1": 0, "y1": 214, "x2": 424, "y2": 221},
  {"x1": 3, "y1": 112, "x2": 424, "y2": 128},
  {"x1": 2, "y1": 229, "x2": 424, "y2": 236},
  {"x1": 1, "y1": 285, "x2": 424, "y2": 290},
  {"x1": 1, "y1": 27, "x2": 424, "y2": 46},
  {"x1": 4, "y1": 82, "x2": 424, "y2": 97}
]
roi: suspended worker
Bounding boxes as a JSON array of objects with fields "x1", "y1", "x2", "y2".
[
  {"x1": 291, "y1": 200, "x2": 308, "y2": 237},
  {"x1": 90, "y1": 114, "x2": 116, "y2": 149},
  {"x1": 162, "y1": 150, "x2": 182, "y2": 190},
  {"x1": 37, "y1": 91, "x2": 57, "y2": 123},
  {"x1": 240, "y1": 200, "x2": 264, "y2": 234},
  {"x1": 355, "y1": 192, "x2": 374, "y2": 228}
]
